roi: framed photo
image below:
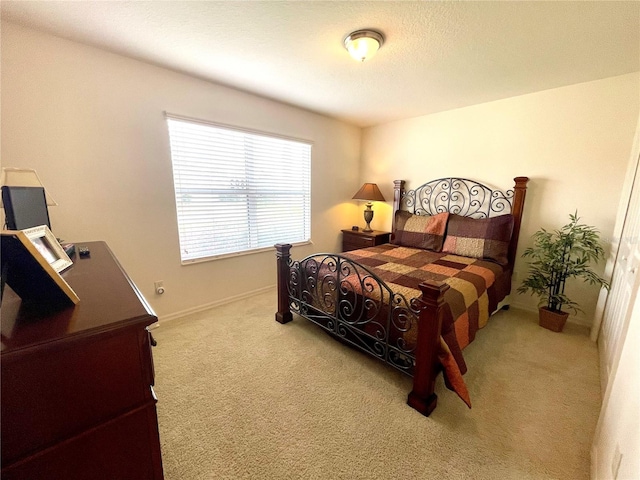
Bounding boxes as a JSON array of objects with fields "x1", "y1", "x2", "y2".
[
  {"x1": 1, "y1": 228, "x2": 79, "y2": 307},
  {"x1": 22, "y1": 225, "x2": 73, "y2": 273}
]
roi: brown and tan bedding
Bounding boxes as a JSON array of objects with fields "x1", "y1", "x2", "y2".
[{"x1": 343, "y1": 243, "x2": 511, "y2": 406}]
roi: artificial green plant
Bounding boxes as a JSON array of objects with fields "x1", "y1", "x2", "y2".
[{"x1": 517, "y1": 212, "x2": 610, "y2": 314}]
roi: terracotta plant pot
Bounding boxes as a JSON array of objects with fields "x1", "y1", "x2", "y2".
[{"x1": 538, "y1": 307, "x2": 569, "y2": 332}]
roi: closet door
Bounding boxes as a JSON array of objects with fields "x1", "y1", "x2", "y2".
[{"x1": 597, "y1": 126, "x2": 640, "y2": 389}]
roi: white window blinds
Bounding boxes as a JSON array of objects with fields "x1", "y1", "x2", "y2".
[{"x1": 166, "y1": 116, "x2": 311, "y2": 263}]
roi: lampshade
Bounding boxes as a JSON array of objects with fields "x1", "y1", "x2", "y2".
[
  {"x1": 352, "y1": 183, "x2": 386, "y2": 202},
  {"x1": 344, "y1": 30, "x2": 385, "y2": 62},
  {"x1": 0, "y1": 167, "x2": 58, "y2": 207}
]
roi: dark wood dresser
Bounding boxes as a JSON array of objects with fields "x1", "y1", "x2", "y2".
[{"x1": 1, "y1": 241, "x2": 164, "y2": 479}]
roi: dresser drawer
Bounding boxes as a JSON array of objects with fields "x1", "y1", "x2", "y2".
[
  {"x1": 341, "y1": 230, "x2": 390, "y2": 252},
  {"x1": 2, "y1": 403, "x2": 163, "y2": 480},
  {"x1": 1, "y1": 327, "x2": 151, "y2": 466},
  {"x1": 345, "y1": 234, "x2": 375, "y2": 249}
]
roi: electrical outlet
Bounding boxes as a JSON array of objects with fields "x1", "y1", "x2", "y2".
[
  {"x1": 154, "y1": 281, "x2": 165, "y2": 295},
  {"x1": 612, "y1": 444, "x2": 623, "y2": 479}
]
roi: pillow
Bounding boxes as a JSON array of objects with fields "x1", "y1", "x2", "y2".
[
  {"x1": 392, "y1": 211, "x2": 449, "y2": 252},
  {"x1": 442, "y1": 214, "x2": 514, "y2": 265}
]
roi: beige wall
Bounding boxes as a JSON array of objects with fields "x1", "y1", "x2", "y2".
[
  {"x1": 3, "y1": 21, "x2": 638, "y2": 324},
  {"x1": 1, "y1": 22, "x2": 362, "y2": 319},
  {"x1": 361, "y1": 73, "x2": 640, "y2": 323}
]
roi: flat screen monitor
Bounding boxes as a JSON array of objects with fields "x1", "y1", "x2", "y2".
[{"x1": 2, "y1": 186, "x2": 52, "y2": 231}]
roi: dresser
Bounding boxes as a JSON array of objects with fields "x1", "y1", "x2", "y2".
[
  {"x1": 341, "y1": 229, "x2": 391, "y2": 252},
  {"x1": 1, "y1": 241, "x2": 164, "y2": 479}
]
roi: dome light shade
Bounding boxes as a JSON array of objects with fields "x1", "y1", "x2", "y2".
[{"x1": 344, "y1": 30, "x2": 384, "y2": 62}]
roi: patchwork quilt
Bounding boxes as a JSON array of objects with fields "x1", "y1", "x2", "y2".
[{"x1": 342, "y1": 243, "x2": 511, "y2": 406}]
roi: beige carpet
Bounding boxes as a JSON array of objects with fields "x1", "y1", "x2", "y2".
[{"x1": 153, "y1": 289, "x2": 600, "y2": 479}]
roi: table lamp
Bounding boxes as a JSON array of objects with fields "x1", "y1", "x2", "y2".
[
  {"x1": 0, "y1": 167, "x2": 58, "y2": 207},
  {"x1": 352, "y1": 183, "x2": 386, "y2": 232}
]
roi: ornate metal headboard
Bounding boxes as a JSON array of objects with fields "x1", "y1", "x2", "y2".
[
  {"x1": 392, "y1": 177, "x2": 529, "y2": 268},
  {"x1": 397, "y1": 177, "x2": 514, "y2": 218}
]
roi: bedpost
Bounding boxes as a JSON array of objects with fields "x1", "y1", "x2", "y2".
[
  {"x1": 407, "y1": 281, "x2": 450, "y2": 417},
  {"x1": 275, "y1": 243, "x2": 293, "y2": 324},
  {"x1": 392, "y1": 180, "x2": 405, "y2": 240},
  {"x1": 507, "y1": 177, "x2": 529, "y2": 269}
]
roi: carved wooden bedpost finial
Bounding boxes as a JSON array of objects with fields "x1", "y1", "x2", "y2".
[{"x1": 275, "y1": 243, "x2": 293, "y2": 324}]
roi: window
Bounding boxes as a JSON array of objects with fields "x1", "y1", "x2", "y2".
[{"x1": 166, "y1": 115, "x2": 312, "y2": 263}]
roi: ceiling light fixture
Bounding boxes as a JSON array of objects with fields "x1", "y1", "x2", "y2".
[{"x1": 344, "y1": 29, "x2": 385, "y2": 62}]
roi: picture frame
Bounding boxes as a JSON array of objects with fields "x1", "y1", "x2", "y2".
[
  {"x1": 22, "y1": 225, "x2": 73, "y2": 273},
  {"x1": 1, "y1": 227, "x2": 79, "y2": 307}
]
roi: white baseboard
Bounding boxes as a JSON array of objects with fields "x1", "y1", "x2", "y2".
[
  {"x1": 508, "y1": 301, "x2": 592, "y2": 328},
  {"x1": 597, "y1": 333, "x2": 610, "y2": 397},
  {"x1": 154, "y1": 288, "x2": 592, "y2": 329},
  {"x1": 156, "y1": 284, "x2": 276, "y2": 324},
  {"x1": 507, "y1": 301, "x2": 539, "y2": 315}
]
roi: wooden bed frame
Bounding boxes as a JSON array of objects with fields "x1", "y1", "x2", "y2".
[{"x1": 275, "y1": 177, "x2": 529, "y2": 416}]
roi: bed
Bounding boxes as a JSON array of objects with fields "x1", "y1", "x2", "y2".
[{"x1": 275, "y1": 176, "x2": 529, "y2": 416}]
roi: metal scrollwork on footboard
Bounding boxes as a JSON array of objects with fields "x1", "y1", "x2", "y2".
[
  {"x1": 286, "y1": 253, "x2": 421, "y2": 375},
  {"x1": 401, "y1": 177, "x2": 515, "y2": 218}
]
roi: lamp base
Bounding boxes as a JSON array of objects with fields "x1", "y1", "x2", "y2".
[{"x1": 363, "y1": 203, "x2": 374, "y2": 232}]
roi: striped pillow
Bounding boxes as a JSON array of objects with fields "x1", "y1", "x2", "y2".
[
  {"x1": 442, "y1": 214, "x2": 514, "y2": 265},
  {"x1": 392, "y1": 211, "x2": 449, "y2": 252}
]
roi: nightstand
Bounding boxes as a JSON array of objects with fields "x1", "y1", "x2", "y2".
[{"x1": 341, "y1": 229, "x2": 391, "y2": 252}]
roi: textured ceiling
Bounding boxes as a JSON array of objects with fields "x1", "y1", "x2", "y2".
[{"x1": 2, "y1": 1, "x2": 639, "y2": 127}]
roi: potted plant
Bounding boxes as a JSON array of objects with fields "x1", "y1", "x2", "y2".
[{"x1": 517, "y1": 212, "x2": 610, "y2": 332}]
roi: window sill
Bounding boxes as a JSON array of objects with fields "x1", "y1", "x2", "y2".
[{"x1": 180, "y1": 240, "x2": 313, "y2": 265}]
